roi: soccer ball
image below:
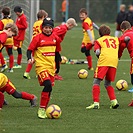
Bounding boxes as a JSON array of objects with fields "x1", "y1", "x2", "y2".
[
  {"x1": 61, "y1": 56, "x2": 68, "y2": 64},
  {"x1": 78, "y1": 69, "x2": 88, "y2": 79},
  {"x1": 116, "y1": 79, "x2": 128, "y2": 91},
  {"x1": 46, "y1": 104, "x2": 62, "y2": 119}
]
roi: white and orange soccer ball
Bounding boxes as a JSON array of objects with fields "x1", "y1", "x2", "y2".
[
  {"x1": 116, "y1": 79, "x2": 128, "y2": 91},
  {"x1": 61, "y1": 56, "x2": 68, "y2": 64},
  {"x1": 78, "y1": 69, "x2": 88, "y2": 79},
  {"x1": 46, "y1": 104, "x2": 62, "y2": 119}
]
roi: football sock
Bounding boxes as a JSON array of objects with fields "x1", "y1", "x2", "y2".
[
  {"x1": 21, "y1": 92, "x2": 34, "y2": 100},
  {"x1": 25, "y1": 63, "x2": 33, "y2": 73},
  {"x1": 131, "y1": 74, "x2": 133, "y2": 85},
  {"x1": 0, "y1": 52, "x2": 5, "y2": 65},
  {"x1": 92, "y1": 85, "x2": 100, "y2": 102},
  {"x1": 106, "y1": 86, "x2": 116, "y2": 100},
  {"x1": 87, "y1": 56, "x2": 92, "y2": 69},
  {"x1": 17, "y1": 54, "x2": 22, "y2": 65},
  {"x1": 9, "y1": 55, "x2": 14, "y2": 68},
  {"x1": 40, "y1": 92, "x2": 50, "y2": 109}
]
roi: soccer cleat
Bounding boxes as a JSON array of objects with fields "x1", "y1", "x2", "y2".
[
  {"x1": 1, "y1": 64, "x2": 8, "y2": 72},
  {"x1": 86, "y1": 103, "x2": 100, "y2": 109},
  {"x1": 128, "y1": 100, "x2": 133, "y2": 106},
  {"x1": 128, "y1": 88, "x2": 133, "y2": 93},
  {"x1": 13, "y1": 65, "x2": 22, "y2": 69},
  {"x1": 37, "y1": 108, "x2": 47, "y2": 119},
  {"x1": 110, "y1": 100, "x2": 119, "y2": 109},
  {"x1": 54, "y1": 74, "x2": 63, "y2": 80},
  {"x1": 3, "y1": 100, "x2": 8, "y2": 105},
  {"x1": 30, "y1": 95, "x2": 37, "y2": 107},
  {"x1": 23, "y1": 72, "x2": 31, "y2": 79},
  {"x1": 7, "y1": 68, "x2": 13, "y2": 73},
  {"x1": 88, "y1": 67, "x2": 94, "y2": 71}
]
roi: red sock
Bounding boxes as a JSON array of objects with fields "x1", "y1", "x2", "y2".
[
  {"x1": 21, "y1": 92, "x2": 34, "y2": 100},
  {"x1": 0, "y1": 52, "x2": 5, "y2": 65},
  {"x1": 92, "y1": 85, "x2": 100, "y2": 102},
  {"x1": 0, "y1": 92, "x2": 4, "y2": 108},
  {"x1": 9, "y1": 55, "x2": 14, "y2": 69},
  {"x1": 17, "y1": 54, "x2": 22, "y2": 65},
  {"x1": 86, "y1": 56, "x2": 92, "y2": 69},
  {"x1": 40, "y1": 92, "x2": 50, "y2": 109},
  {"x1": 25, "y1": 63, "x2": 33, "y2": 73},
  {"x1": 106, "y1": 86, "x2": 116, "y2": 100}
]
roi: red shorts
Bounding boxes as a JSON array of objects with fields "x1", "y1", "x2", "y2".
[
  {"x1": 0, "y1": 80, "x2": 16, "y2": 95},
  {"x1": 38, "y1": 70, "x2": 55, "y2": 86},
  {"x1": 94, "y1": 66, "x2": 116, "y2": 81},
  {"x1": 13, "y1": 39, "x2": 23, "y2": 48}
]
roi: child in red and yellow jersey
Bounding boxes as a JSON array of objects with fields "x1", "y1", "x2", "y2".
[
  {"x1": 0, "y1": 23, "x2": 18, "y2": 72},
  {"x1": 0, "y1": 7, "x2": 15, "y2": 72},
  {"x1": 27, "y1": 17, "x2": 61, "y2": 119},
  {"x1": 118, "y1": 21, "x2": 133, "y2": 106},
  {"x1": 86, "y1": 25, "x2": 119, "y2": 109},
  {"x1": 79, "y1": 8, "x2": 99, "y2": 70},
  {"x1": 13, "y1": 6, "x2": 28, "y2": 68},
  {"x1": 53, "y1": 18, "x2": 77, "y2": 80},
  {"x1": 23, "y1": 10, "x2": 48, "y2": 79},
  {"x1": 0, "y1": 73, "x2": 37, "y2": 110}
]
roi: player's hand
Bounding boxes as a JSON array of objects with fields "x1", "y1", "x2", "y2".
[{"x1": 28, "y1": 58, "x2": 34, "y2": 64}]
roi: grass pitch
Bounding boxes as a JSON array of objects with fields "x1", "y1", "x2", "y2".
[{"x1": 0, "y1": 23, "x2": 133, "y2": 133}]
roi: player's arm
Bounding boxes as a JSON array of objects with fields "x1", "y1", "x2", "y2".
[
  {"x1": 0, "y1": 32, "x2": 8, "y2": 44},
  {"x1": 0, "y1": 21, "x2": 4, "y2": 31},
  {"x1": 27, "y1": 36, "x2": 38, "y2": 63},
  {"x1": 83, "y1": 22, "x2": 94, "y2": 44},
  {"x1": 93, "y1": 22, "x2": 99, "y2": 31},
  {"x1": 118, "y1": 36, "x2": 127, "y2": 59},
  {"x1": 94, "y1": 40, "x2": 101, "y2": 58}
]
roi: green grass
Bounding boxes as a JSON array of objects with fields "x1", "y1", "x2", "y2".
[{"x1": 0, "y1": 23, "x2": 133, "y2": 133}]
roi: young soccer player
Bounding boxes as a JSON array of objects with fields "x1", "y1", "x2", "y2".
[
  {"x1": 27, "y1": 17, "x2": 61, "y2": 119},
  {"x1": 79, "y1": 8, "x2": 99, "y2": 70},
  {"x1": 53, "y1": 18, "x2": 77, "y2": 80},
  {"x1": 114, "y1": 4, "x2": 126, "y2": 37},
  {"x1": 118, "y1": 21, "x2": 133, "y2": 106},
  {"x1": 0, "y1": 23, "x2": 18, "y2": 72},
  {"x1": 13, "y1": 6, "x2": 28, "y2": 68},
  {"x1": 0, "y1": 73, "x2": 37, "y2": 110},
  {"x1": 0, "y1": 7, "x2": 15, "y2": 72},
  {"x1": 86, "y1": 25, "x2": 119, "y2": 109},
  {"x1": 23, "y1": 10, "x2": 48, "y2": 79}
]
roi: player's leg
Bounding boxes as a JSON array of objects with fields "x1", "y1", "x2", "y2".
[
  {"x1": 55, "y1": 52, "x2": 63, "y2": 80},
  {"x1": 13, "y1": 41, "x2": 22, "y2": 68},
  {"x1": 5, "y1": 81, "x2": 37, "y2": 107},
  {"x1": 6, "y1": 46, "x2": 14, "y2": 72},
  {"x1": 86, "y1": 78, "x2": 101, "y2": 109},
  {"x1": 23, "y1": 63, "x2": 33, "y2": 79},
  {"x1": 85, "y1": 50, "x2": 93, "y2": 70},
  {"x1": 37, "y1": 71, "x2": 54, "y2": 118},
  {"x1": 0, "y1": 92, "x2": 4, "y2": 109},
  {"x1": 0, "y1": 49, "x2": 8, "y2": 72},
  {"x1": 105, "y1": 67, "x2": 119, "y2": 109},
  {"x1": 128, "y1": 59, "x2": 133, "y2": 92}
]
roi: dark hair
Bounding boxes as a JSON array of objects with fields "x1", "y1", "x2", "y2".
[
  {"x1": 79, "y1": 8, "x2": 88, "y2": 15},
  {"x1": 99, "y1": 25, "x2": 111, "y2": 37},
  {"x1": 120, "y1": 21, "x2": 131, "y2": 30},
  {"x1": 2, "y1": 7, "x2": 10, "y2": 16},
  {"x1": 14, "y1": 6, "x2": 22, "y2": 13},
  {"x1": 42, "y1": 17, "x2": 54, "y2": 28}
]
